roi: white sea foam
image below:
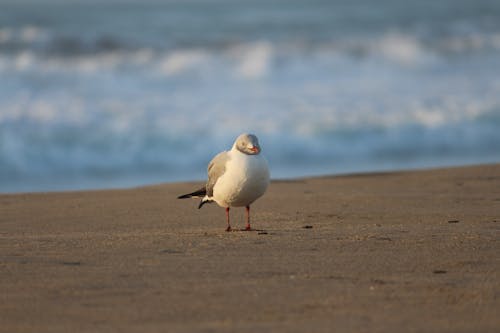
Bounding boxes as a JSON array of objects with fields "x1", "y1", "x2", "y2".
[
  {"x1": 441, "y1": 32, "x2": 500, "y2": 52},
  {"x1": 131, "y1": 48, "x2": 155, "y2": 65},
  {"x1": 0, "y1": 28, "x2": 12, "y2": 43},
  {"x1": 375, "y1": 33, "x2": 433, "y2": 66},
  {"x1": 159, "y1": 50, "x2": 208, "y2": 75},
  {"x1": 233, "y1": 41, "x2": 273, "y2": 79},
  {"x1": 14, "y1": 51, "x2": 35, "y2": 70},
  {"x1": 0, "y1": 25, "x2": 48, "y2": 46},
  {"x1": 20, "y1": 26, "x2": 45, "y2": 42}
]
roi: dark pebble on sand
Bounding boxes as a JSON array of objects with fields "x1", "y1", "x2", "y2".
[
  {"x1": 433, "y1": 270, "x2": 447, "y2": 274},
  {"x1": 448, "y1": 220, "x2": 459, "y2": 223},
  {"x1": 160, "y1": 249, "x2": 183, "y2": 254},
  {"x1": 303, "y1": 225, "x2": 313, "y2": 229},
  {"x1": 62, "y1": 261, "x2": 81, "y2": 266}
]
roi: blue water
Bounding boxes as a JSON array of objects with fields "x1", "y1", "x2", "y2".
[{"x1": 1, "y1": 0, "x2": 500, "y2": 192}]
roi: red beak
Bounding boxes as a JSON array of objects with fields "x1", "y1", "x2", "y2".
[{"x1": 250, "y1": 146, "x2": 260, "y2": 153}]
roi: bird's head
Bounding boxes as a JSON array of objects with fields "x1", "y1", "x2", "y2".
[{"x1": 233, "y1": 133, "x2": 261, "y2": 155}]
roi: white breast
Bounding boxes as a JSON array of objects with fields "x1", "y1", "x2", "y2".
[{"x1": 212, "y1": 150, "x2": 270, "y2": 208}]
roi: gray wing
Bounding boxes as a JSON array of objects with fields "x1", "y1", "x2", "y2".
[{"x1": 206, "y1": 151, "x2": 229, "y2": 197}]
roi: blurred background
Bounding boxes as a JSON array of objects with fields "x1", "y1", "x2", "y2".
[{"x1": 1, "y1": 0, "x2": 500, "y2": 192}]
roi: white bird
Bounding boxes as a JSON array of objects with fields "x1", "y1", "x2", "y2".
[{"x1": 178, "y1": 133, "x2": 270, "y2": 231}]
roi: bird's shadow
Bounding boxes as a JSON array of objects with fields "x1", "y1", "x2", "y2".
[{"x1": 228, "y1": 228, "x2": 267, "y2": 234}]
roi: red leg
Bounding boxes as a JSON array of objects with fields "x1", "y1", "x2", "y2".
[
  {"x1": 225, "y1": 207, "x2": 231, "y2": 232},
  {"x1": 245, "y1": 205, "x2": 251, "y2": 231}
]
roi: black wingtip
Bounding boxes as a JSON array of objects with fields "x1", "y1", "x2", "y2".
[
  {"x1": 178, "y1": 187, "x2": 207, "y2": 200},
  {"x1": 198, "y1": 199, "x2": 213, "y2": 209}
]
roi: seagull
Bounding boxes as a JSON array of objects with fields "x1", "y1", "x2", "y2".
[{"x1": 178, "y1": 133, "x2": 270, "y2": 231}]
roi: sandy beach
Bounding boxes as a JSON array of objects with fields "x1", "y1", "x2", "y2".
[{"x1": 1, "y1": 164, "x2": 499, "y2": 332}]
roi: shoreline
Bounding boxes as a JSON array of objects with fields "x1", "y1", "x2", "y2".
[
  {"x1": 2, "y1": 162, "x2": 499, "y2": 196},
  {"x1": 1, "y1": 163, "x2": 499, "y2": 332}
]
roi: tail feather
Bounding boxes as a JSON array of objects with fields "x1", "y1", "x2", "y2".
[
  {"x1": 198, "y1": 198, "x2": 213, "y2": 209},
  {"x1": 177, "y1": 187, "x2": 206, "y2": 199},
  {"x1": 178, "y1": 186, "x2": 214, "y2": 209}
]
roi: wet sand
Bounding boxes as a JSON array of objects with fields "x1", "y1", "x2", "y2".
[{"x1": 1, "y1": 164, "x2": 499, "y2": 332}]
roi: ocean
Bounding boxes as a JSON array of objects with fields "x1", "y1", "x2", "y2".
[{"x1": 1, "y1": 0, "x2": 500, "y2": 192}]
